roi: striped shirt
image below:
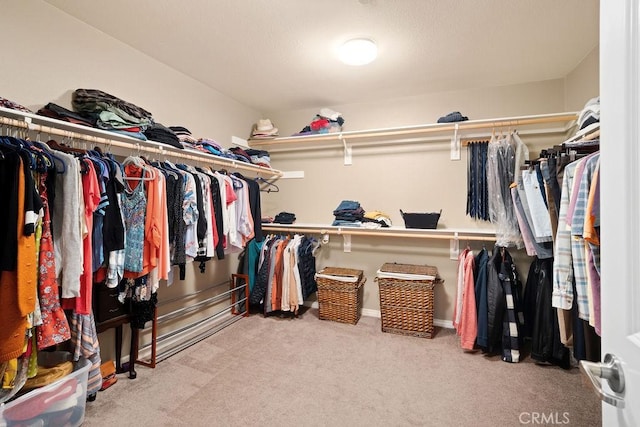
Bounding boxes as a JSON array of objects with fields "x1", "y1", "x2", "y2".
[{"x1": 552, "y1": 162, "x2": 578, "y2": 310}]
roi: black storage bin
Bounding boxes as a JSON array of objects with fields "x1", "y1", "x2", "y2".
[{"x1": 400, "y1": 209, "x2": 442, "y2": 229}]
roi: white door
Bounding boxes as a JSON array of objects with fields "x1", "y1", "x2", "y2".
[{"x1": 585, "y1": 0, "x2": 640, "y2": 424}]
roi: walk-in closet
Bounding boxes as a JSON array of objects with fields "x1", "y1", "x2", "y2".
[{"x1": 1, "y1": 1, "x2": 638, "y2": 426}]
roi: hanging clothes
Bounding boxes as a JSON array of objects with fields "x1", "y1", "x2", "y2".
[
  {"x1": 249, "y1": 234, "x2": 318, "y2": 314},
  {"x1": 474, "y1": 247, "x2": 489, "y2": 350},
  {"x1": 121, "y1": 166, "x2": 147, "y2": 274},
  {"x1": 0, "y1": 154, "x2": 38, "y2": 362},
  {"x1": 36, "y1": 173, "x2": 71, "y2": 350},
  {"x1": 486, "y1": 245, "x2": 524, "y2": 363},
  {"x1": 453, "y1": 248, "x2": 477, "y2": 350},
  {"x1": 68, "y1": 312, "x2": 102, "y2": 396},
  {"x1": 61, "y1": 158, "x2": 101, "y2": 314},
  {"x1": 486, "y1": 133, "x2": 524, "y2": 248},
  {"x1": 466, "y1": 141, "x2": 489, "y2": 221},
  {"x1": 523, "y1": 257, "x2": 570, "y2": 369},
  {"x1": 52, "y1": 149, "x2": 84, "y2": 299},
  {"x1": 234, "y1": 173, "x2": 264, "y2": 243}
]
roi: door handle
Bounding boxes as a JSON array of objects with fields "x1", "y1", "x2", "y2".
[{"x1": 579, "y1": 353, "x2": 625, "y2": 408}]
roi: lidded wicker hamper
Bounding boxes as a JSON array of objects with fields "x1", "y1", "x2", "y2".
[
  {"x1": 376, "y1": 263, "x2": 440, "y2": 338},
  {"x1": 315, "y1": 267, "x2": 366, "y2": 325}
]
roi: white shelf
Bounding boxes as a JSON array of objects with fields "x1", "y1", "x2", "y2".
[
  {"x1": 248, "y1": 112, "x2": 579, "y2": 153},
  {"x1": 0, "y1": 106, "x2": 282, "y2": 178},
  {"x1": 262, "y1": 223, "x2": 497, "y2": 242}
]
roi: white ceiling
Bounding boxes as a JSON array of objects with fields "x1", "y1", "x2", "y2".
[{"x1": 43, "y1": 0, "x2": 599, "y2": 113}]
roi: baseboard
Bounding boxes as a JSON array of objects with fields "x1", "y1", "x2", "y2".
[{"x1": 303, "y1": 301, "x2": 454, "y2": 329}]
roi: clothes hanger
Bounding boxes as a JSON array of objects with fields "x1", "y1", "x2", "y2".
[
  {"x1": 150, "y1": 160, "x2": 179, "y2": 179},
  {"x1": 0, "y1": 137, "x2": 20, "y2": 160},
  {"x1": 122, "y1": 155, "x2": 154, "y2": 181},
  {"x1": 32, "y1": 141, "x2": 66, "y2": 174},
  {"x1": 47, "y1": 138, "x2": 85, "y2": 155},
  {"x1": 256, "y1": 177, "x2": 280, "y2": 193},
  {"x1": 24, "y1": 140, "x2": 54, "y2": 173},
  {"x1": 2, "y1": 137, "x2": 41, "y2": 170}
]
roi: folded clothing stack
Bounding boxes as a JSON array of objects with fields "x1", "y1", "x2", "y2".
[
  {"x1": 273, "y1": 211, "x2": 296, "y2": 224},
  {"x1": 169, "y1": 126, "x2": 199, "y2": 144},
  {"x1": 37, "y1": 102, "x2": 94, "y2": 127},
  {"x1": 363, "y1": 210, "x2": 392, "y2": 228},
  {"x1": 0, "y1": 96, "x2": 33, "y2": 113},
  {"x1": 437, "y1": 111, "x2": 469, "y2": 123},
  {"x1": 143, "y1": 122, "x2": 182, "y2": 149},
  {"x1": 332, "y1": 200, "x2": 365, "y2": 226},
  {"x1": 295, "y1": 108, "x2": 344, "y2": 136},
  {"x1": 246, "y1": 149, "x2": 271, "y2": 168},
  {"x1": 71, "y1": 88, "x2": 155, "y2": 139},
  {"x1": 229, "y1": 147, "x2": 252, "y2": 163},
  {"x1": 179, "y1": 137, "x2": 226, "y2": 157},
  {"x1": 197, "y1": 138, "x2": 225, "y2": 156}
]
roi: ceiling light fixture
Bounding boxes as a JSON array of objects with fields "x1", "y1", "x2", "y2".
[{"x1": 338, "y1": 38, "x2": 377, "y2": 66}]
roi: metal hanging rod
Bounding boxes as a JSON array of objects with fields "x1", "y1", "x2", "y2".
[
  {"x1": 148, "y1": 314, "x2": 244, "y2": 363},
  {"x1": 156, "y1": 285, "x2": 246, "y2": 324},
  {"x1": 156, "y1": 279, "x2": 231, "y2": 307}
]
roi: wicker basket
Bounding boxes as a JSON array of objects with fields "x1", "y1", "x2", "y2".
[
  {"x1": 316, "y1": 267, "x2": 366, "y2": 325},
  {"x1": 376, "y1": 263, "x2": 439, "y2": 338}
]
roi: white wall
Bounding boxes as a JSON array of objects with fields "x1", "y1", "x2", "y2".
[
  {"x1": 260, "y1": 78, "x2": 568, "y2": 323},
  {"x1": 0, "y1": 0, "x2": 259, "y2": 144},
  {"x1": 258, "y1": 50, "x2": 598, "y2": 325},
  {"x1": 0, "y1": 0, "x2": 261, "y2": 362},
  {"x1": 564, "y1": 45, "x2": 600, "y2": 111},
  {"x1": 265, "y1": 78, "x2": 566, "y2": 137}
]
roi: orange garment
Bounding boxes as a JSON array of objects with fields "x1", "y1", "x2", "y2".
[
  {"x1": 62, "y1": 160, "x2": 100, "y2": 314},
  {"x1": 142, "y1": 167, "x2": 160, "y2": 276},
  {"x1": 123, "y1": 163, "x2": 161, "y2": 279},
  {"x1": 0, "y1": 160, "x2": 37, "y2": 362},
  {"x1": 271, "y1": 239, "x2": 288, "y2": 311},
  {"x1": 457, "y1": 250, "x2": 477, "y2": 350},
  {"x1": 583, "y1": 164, "x2": 600, "y2": 246},
  {"x1": 155, "y1": 171, "x2": 170, "y2": 282}
]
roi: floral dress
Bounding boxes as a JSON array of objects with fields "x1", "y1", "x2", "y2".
[{"x1": 36, "y1": 174, "x2": 71, "y2": 350}]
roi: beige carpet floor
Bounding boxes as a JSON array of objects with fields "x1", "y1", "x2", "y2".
[{"x1": 83, "y1": 308, "x2": 601, "y2": 427}]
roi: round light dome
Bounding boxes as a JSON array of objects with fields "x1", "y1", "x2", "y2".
[{"x1": 339, "y1": 38, "x2": 377, "y2": 66}]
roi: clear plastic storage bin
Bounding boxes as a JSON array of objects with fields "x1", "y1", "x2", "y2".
[{"x1": 0, "y1": 354, "x2": 90, "y2": 427}]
